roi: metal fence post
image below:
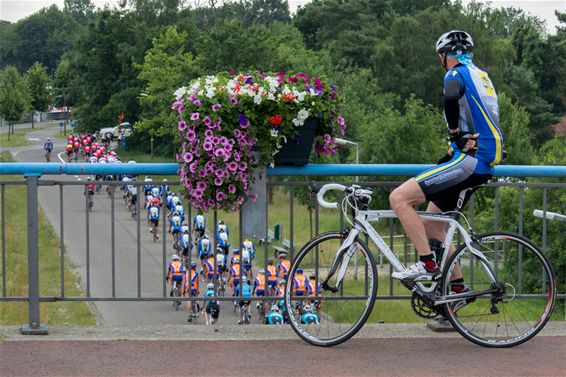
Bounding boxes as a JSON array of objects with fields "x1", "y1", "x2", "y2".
[{"x1": 20, "y1": 175, "x2": 48, "y2": 335}]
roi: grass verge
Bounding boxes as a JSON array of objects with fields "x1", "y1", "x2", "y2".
[
  {"x1": 0, "y1": 151, "x2": 96, "y2": 325},
  {"x1": 0, "y1": 127, "x2": 32, "y2": 147}
]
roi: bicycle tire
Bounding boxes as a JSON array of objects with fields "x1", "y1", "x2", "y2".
[
  {"x1": 442, "y1": 231, "x2": 556, "y2": 348},
  {"x1": 285, "y1": 231, "x2": 378, "y2": 347}
]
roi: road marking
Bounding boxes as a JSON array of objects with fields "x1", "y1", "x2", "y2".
[
  {"x1": 57, "y1": 151, "x2": 66, "y2": 163},
  {"x1": 27, "y1": 137, "x2": 40, "y2": 141}
]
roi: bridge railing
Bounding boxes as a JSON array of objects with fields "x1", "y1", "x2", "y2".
[{"x1": 0, "y1": 163, "x2": 564, "y2": 334}]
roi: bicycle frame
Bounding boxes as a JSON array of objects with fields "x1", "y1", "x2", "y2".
[{"x1": 327, "y1": 208, "x2": 499, "y2": 306}]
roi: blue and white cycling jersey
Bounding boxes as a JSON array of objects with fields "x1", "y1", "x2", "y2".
[
  {"x1": 217, "y1": 232, "x2": 230, "y2": 248},
  {"x1": 266, "y1": 311, "x2": 284, "y2": 325},
  {"x1": 443, "y1": 64, "x2": 504, "y2": 172},
  {"x1": 148, "y1": 206, "x2": 160, "y2": 220},
  {"x1": 194, "y1": 215, "x2": 206, "y2": 231},
  {"x1": 301, "y1": 311, "x2": 319, "y2": 324},
  {"x1": 198, "y1": 238, "x2": 211, "y2": 256},
  {"x1": 181, "y1": 233, "x2": 190, "y2": 250},
  {"x1": 216, "y1": 224, "x2": 229, "y2": 236},
  {"x1": 170, "y1": 215, "x2": 182, "y2": 233}
]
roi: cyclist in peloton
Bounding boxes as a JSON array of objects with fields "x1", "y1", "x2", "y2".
[
  {"x1": 203, "y1": 282, "x2": 220, "y2": 325},
  {"x1": 265, "y1": 304, "x2": 285, "y2": 325},
  {"x1": 193, "y1": 213, "x2": 206, "y2": 239},
  {"x1": 389, "y1": 30, "x2": 504, "y2": 290},
  {"x1": 165, "y1": 254, "x2": 185, "y2": 297},
  {"x1": 185, "y1": 262, "x2": 200, "y2": 322}
]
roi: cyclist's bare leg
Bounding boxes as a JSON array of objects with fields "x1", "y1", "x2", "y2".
[
  {"x1": 423, "y1": 202, "x2": 462, "y2": 279},
  {"x1": 389, "y1": 179, "x2": 431, "y2": 256}
]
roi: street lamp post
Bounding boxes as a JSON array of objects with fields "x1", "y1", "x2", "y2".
[{"x1": 335, "y1": 138, "x2": 359, "y2": 182}]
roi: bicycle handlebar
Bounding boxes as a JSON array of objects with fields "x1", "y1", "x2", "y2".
[{"x1": 317, "y1": 184, "x2": 347, "y2": 209}]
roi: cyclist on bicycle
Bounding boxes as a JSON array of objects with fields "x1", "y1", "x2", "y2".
[
  {"x1": 235, "y1": 278, "x2": 252, "y2": 324},
  {"x1": 216, "y1": 220, "x2": 229, "y2": 236},
  {"x1": 300, "y1": 304, "x2": 319, "y2": 325},
  {"x1": 185, "y1": 262, "x2": 200, "y2": 322},
  {"x1": 266, "y1": 259, "x2": 278, "y2": 296},
  {"x1": 43, "y1": 138, "x2": 53, "y2": 162},
  {"x1": 166, "y1": 254, "x2": 185, "y2": 297},
  {"x1": 197, "y1": 235, "x2": 211, "y2": 262},
  {"x1": 143, "y1": 176, "x2": 153, "y2": 196},
  {"x1": 228, "y1": 256, "x2": 242, "y2": 291},
  {"x1": 193, "y1": 213, "x2": 206, "y2": 239},
  {"x1": 170, "y1": 211, "x2": 182, "y2": 238},
  {"x1": 216, "y1": 231, "x2": 230, "y2": 256},
  {"x1": 203, "y1": 282, "x2": 220, "y2": 325},
  {"x1": 181, "y1": 232, "x2": 191, "y2": 265},
  {"x1": 229, "y1": 248, "x2": 240, "y2": 266},
  {"x1": 266, "y1": 304, "x2": 285, "y2": 325},
  {"x1": 147, "y1": 203, "x2": 160, "y2": 240},
  {"x1": 253, "y1": 269, "x2": 268, "y2": 316},
  {"x1": 216, "y1": 248, "x2": 227, "y2": 275},
  {"x1": 241, "y1": 239, "x2": 254, "y2": 278},
  {"x1": 389, "y1": 30, "x2": 504, "y2": 288},
  {"x1": 174, "y1": 204, "x2": 185, "y2": 223},
  {"x1": 203, "y1": 252, "x2": 218, "y2": 283},
  {"x1": 277, "y1": 252, "x2": 290, "y2": 279},
  {"x1": 308, "y1": 274, "x2": 323, "y2": 318}
]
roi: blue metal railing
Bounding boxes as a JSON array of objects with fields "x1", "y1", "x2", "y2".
[
  {"x1": 0, "y1": 163, "x2": 565, "y2": 177},
  {"x1": 1, "y1": 163, "x2": 564, "y2": 334}
]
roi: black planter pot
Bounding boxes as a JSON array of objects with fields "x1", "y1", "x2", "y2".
[{"x1": 274, "y1": 117, "x2": 317, "y2": 166}]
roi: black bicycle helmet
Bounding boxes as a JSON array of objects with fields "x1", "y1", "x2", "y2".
[{"x1": 435, "y1": 30, "x2": 473, "y2": 55}]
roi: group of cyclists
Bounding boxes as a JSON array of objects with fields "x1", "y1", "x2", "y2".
[
  {"x1": 165, "y1": 217, "x2": 321, "y2": 326},
  {"x1": 59, "y1": 132, "x2": 321, "y2": 326}
]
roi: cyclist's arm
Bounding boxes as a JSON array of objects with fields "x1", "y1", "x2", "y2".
[{"x1": 444, "y1": 77, "x2": 464, "y2": 131}]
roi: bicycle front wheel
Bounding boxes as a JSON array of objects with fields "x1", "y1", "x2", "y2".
[
  {"x1": 285, "y1": 231, "x2": 377, "y2": 347},
  {"x1": 442, "y1": 232, "x2": 556, "y2": 347}
]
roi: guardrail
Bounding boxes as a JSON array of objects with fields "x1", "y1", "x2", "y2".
[{"x1": 1, "y1": 163, "x2": 564, "y2": 334}]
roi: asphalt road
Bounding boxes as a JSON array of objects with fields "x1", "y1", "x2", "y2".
[
  {"x1": 10, "y1": 126, "x2": 251, "y2": 326},
  {"x1": 2, "y1": 336, "x2": 565, "y2": 377}
]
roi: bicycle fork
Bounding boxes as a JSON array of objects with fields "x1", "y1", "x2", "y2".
[{"x1": 321, "y1": 229, "x2": 360, "y2": 293}]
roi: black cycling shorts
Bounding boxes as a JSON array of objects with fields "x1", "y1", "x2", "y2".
[
  {"x1": 239, "y1": 300, "x2": 251, "y2": 307},
  {"x1": 416, "y1": 154, "x2": 492, "y2": 212},
  {"x1": 206, "y1": 302, "x2": 220, "y2": 319}
]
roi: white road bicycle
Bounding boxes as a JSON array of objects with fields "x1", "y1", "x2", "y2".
[{"x1": 285, "y1": 183, "x2": 556, "y2": 347}]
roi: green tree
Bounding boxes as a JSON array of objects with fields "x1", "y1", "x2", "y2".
[
  {"x1": 136, "y1": 26, "x2": 202, "y2": 154},
  {"x1": 64, "y1": 0, "x2": 95, "y2": 23},
  {"x1": 25, "y1": 62, "x2": 51, "y2": 129},
  {"x1": 0, "y1": 66, "x2": 30, "y2": 139}
]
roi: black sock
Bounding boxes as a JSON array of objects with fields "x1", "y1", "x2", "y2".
[{"x1": 419, "y1": 254, "x2": 436, "y2": 265}]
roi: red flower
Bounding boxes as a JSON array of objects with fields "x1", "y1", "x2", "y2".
[{"x1": 269, "y1": 114, "x2": 283, "y2": 125}]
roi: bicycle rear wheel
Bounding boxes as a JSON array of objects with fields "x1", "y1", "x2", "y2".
[
  {"x1": 442, "y1": 232, "x2": 556, "y2": 347},
  {"x1": 285, "y1": 231, "x2": 377, "y2": 347}
]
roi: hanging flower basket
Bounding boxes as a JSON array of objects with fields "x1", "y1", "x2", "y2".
[{"x1": 173, "y1": 71, "x2": 347, "y2": 212}]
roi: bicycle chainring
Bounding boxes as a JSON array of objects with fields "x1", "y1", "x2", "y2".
[{"x1": 411, "y1": 293, "x2": 439, "y2": 319}]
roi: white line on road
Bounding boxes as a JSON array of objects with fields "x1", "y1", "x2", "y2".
[
  {"x1": 27, "y1": 137, "x2": 40, "y2": 141},
  {"x1": 57, "y1": 151, "x2": 66, "y2": 163}
]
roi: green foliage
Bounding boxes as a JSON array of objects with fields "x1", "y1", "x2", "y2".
[
  {"x1": 25, "y1": 62, "x2": 51, "y2": 127},
  {"x1": 0, "y1": 66, "x2": 30, "y2": 123},
  {"x1": 497, "y1": 92, "x2": 535, "y2": 165},
  {"x1": 136, "y1": 26, "x2": 202, "y2": 140}
]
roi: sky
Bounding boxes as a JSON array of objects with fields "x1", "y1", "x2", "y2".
[{"x1": 0, "y1": 0, "x2": 564, "y2": 33}]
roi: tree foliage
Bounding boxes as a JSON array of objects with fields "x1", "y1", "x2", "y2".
[{"x1": 25, "y1": 62, "x2": 51, "y2": 128}]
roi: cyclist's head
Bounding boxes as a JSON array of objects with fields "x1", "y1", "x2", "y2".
[
  {"x1": 267, "y1": 259, "x2": 273, "y2": 265},
  {"x1": 46, "y1": 138, "x2": 50, "y2": 141},
  {"x1": 304, "y1": 305, "x2": 314, "y2": 312},
  {"x1": 216, "y1": 247, "x2": 223, "y2": 254},
  {"x1": 218, "y1": 220, "x2": 224, "y2": 225},
  {"x1": 259, "y1": 269, "x2": 265, "y2": 274},
  {"x1": 436, "y1": 30, "x2": 473, "y2": 55},
  {"x1": 232, "y1": 249, "x2": 240, "y2": 255},
  {"x1": 191, "y1": 262, "x2": 197, "y2": 269},
  {"x1": 296, "y1": 268, "x2": 303, "y2": 274},
  {"x1": 163, "y1": 179, "x2": 168, "y2": 182},
  {"x1": 271, "y1": 305, "x2": 279, "y2": 312},
  {"x1": 172, "y1": 254, "x2": 179, "y2": 260},
  {"x1": 207, "y1": 283, "x2": 214, "y2": 290},
  {"x1": 436, "y1": 30, "x2": 474, "y2": 69},
  {"x1": 246, "y1": 279, "x2": 251, "y2": 285},
  {"x1": 278, "y1": 252, "x2": 286, "y2": 259}
]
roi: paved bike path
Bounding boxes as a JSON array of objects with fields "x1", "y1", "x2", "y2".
[{"x1": 1, "y1": 325, "x2": 565, "y2": 377}]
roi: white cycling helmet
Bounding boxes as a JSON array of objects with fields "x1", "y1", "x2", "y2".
[
  {"x1": 207, "y1": 283, "x2": 214, "y2": 290},
  {"x1": 172, "y1": 254, "x2": 180, "y2": 260}
]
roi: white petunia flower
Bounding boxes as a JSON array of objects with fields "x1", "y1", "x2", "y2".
[
  {"x1": 292, "y1": 118, "x2": 304, "y2": 127},
  {"x1": 298, "y1": 108, "x2": 309, "y2": 120},
  {"x1": 174, "y1": 87, "x2": 187, "y2": 99},
  {"x1": 254, "y1": 95, "x2": 262, "y2": 105},
  {"x1": 271, "y1": 129, "x2": 279, "y2": 137}
]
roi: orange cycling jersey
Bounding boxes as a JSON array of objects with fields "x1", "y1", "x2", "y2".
[
  {"x1": 278, "y1": 259, "x2": 290, "y2": 278},
  {"x1": 169, "y1": 261, "x2": 184, "y2": 277},
  {"x1": 186, "y1": 269, "x2": 199, "y2": 288},
  {"x1": 230, "y1": 265, "x2": 241, "y2": 280},
  {"x1": 254, "y1": 275, "x2": 266, "y2": 291},
  {"x1": 204, "y1": 257, "x2": 217, "y2": 275},
  {"x1": 309, "y1": 278, "x2": 320, "y2": 297},
  {"x1": 266, "y1": 265, "x2": 277, "y2": 282},
  {"x1": 293, "y1": 274, "x2": 310, "y2": 295},
  {"x1": 276, "y1": 284, "x2": 285, "y2": 297}
]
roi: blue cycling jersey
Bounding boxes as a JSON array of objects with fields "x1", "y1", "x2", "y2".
[
  {"x1": 444, "y1": 64, "x2": 504, "y2": 173},
  {"x1": 266, "y1": 312, "x2": 284, "y2": 324}
]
